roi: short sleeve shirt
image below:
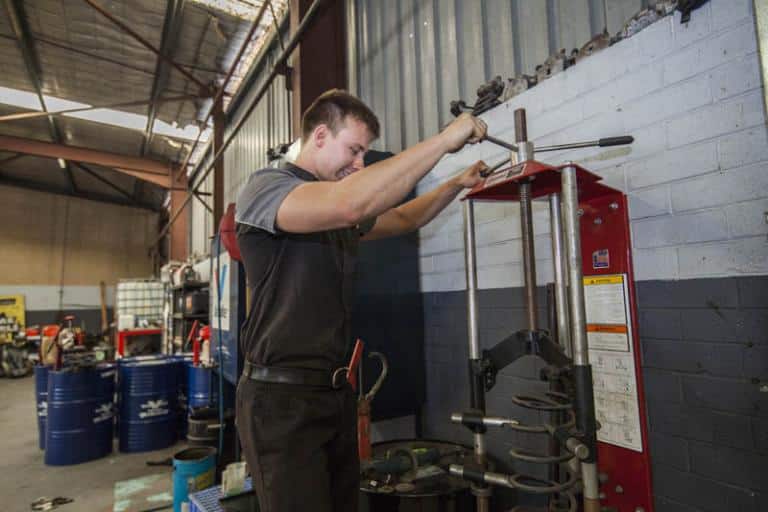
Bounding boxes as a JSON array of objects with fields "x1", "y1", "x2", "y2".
[{"x1": 235, "y1": 164, "x2": 374, "y2": 371}]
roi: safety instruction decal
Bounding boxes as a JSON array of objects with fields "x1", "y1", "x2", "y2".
[{"x1": 584, "y1": 274, "x2": 643, "y2": 452}]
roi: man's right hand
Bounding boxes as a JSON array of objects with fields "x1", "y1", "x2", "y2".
[{"x1": 441, "y1": 113, "x2": 487, "y2": 153}]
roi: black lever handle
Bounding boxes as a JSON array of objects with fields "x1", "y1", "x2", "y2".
[{"x1": 598, "y1": 136, "x2": 634, "y2": 147}]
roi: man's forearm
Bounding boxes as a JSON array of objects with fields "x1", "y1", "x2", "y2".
[
  {"x1": 336, "y1": 134, "x2": 450, "y2": 221},
  {"x1": 396, "y1": 176, "x2": 464, "y2": 230}
]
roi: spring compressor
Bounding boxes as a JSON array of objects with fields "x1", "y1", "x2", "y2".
[{"x1": 448, "y1": 106, "x2": 634, "y2": 512}]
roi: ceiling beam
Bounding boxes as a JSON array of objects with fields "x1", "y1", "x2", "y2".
[
  {"x1": 4, "y1": 0, "x2": 78, "y2": 194},
  {"x1": 71, "y1": 162, "x2": 138, "y2": 203},
  {"x1": 0, "y1": 134, "x2": 173, "y2": 187},
  {"x1": 0, "y1": 173, "x2": 159, "y2": 211},
  {"x1": 143, "y1": 0, "x2": 187, "y2": 156},
  {"x1": 82, "y1": 0, "x2": 209, "y2": 92}
]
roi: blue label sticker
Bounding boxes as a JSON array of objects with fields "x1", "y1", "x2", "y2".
[{"x1": 593, "y1": 249, "x2": 610, "y2": 269}]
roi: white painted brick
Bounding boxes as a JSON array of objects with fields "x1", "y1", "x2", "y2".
[
  {"x1": 666, "y1": 90, "x2": 764, "y2": 148},
  {"x1": 622, "y1": 74, "x2": 712, "y2": 132},
  {"x1": 419, "y1": 256, "x2": 434, "y2": 274},
  {"x1": 419, "y1": 231, "x2": 464, "y2": 256},
  {"x1": 626, "y1": 140, "x2": 719, "y2": 189},
  {"x1": 718, "y1": 127, "x2": 768, "y2": 170},
  {"x1": 528, "y1": 99, "x2": 584, "y2": 140},
  {"x1": 709, "y1": 53, "x2": 762, "y2": 101},
  {"x1": 638, "y1": 16, "x2": 675, "y2": 60},
  {"x1": 671, "y1": 162, "x2": 768, "y2": 212},
  {"x1": 477, "y1": 241, "x2": 521, "y2": 267},
  {"x1": 678, "y1": 236, "x2": 768, "y2": 277},
  {"x1": 532, "y1": 202, "x2": 551, "y2": 235},
  {"x1": 581, "y1": 64, "x2": 665, "y2": 120},
  {"x1": 726, "y1": 199, "x2": 768, "y2": 237},
  {"x1": 419, "y1": 210, "x2": 462, "y2": 239},
  {"x1": 710, "y1": 0, "x2": 753, "y2": 32},
  {"x1": 671, "y1": 2, "x2": 712, "y2": 48},
  {"x1": 478, "y1": 263, "x2": 522, "y2": 289},
  {"x1": 432, "y1": 251, "x2": 465, "y2": 273},
  {"x1": 476, "y1": 217, "x2": 519, "y2": 245},
  {"x1": 629, "y1": 187, "x2": 671, "y2": 219},
  {"x1": 632, "y1": 210, "x2": 729, "y2": 249},
  {"x1": 631, "y1": 247, "x2": 679, "y2": 280},
  {"x1": 663, "y1": 20, "x2": 757, "y2": 85},
  {"x1": 621, "y1": 125, "x2": 668, "y2": 163},
  {"x1": 594, "y1": 164, "x2": 627, "y2": 191},
  {"x1": 473, "y1": 258, "x2": 557, "y2": 290},
  {"x1": 474, "y1": 202, "x2": 513, "y2": 224}
]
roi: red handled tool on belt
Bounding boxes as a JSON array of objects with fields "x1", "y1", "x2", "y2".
[
  {"x1": 346, "y1": 338, "x2": 364, "y2": 391},
  {"x1": 357, "y1": 351, "x2": 388, "y2": 462}
]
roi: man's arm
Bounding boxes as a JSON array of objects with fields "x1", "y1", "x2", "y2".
[
  {"x1": 361, "y1": 160, "x2": 488, "y2": 240},
  {"x1": 275, "y1": 114, "x2": 486, "y2": 233}
]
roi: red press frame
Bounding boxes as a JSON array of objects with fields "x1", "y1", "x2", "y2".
[{"x1": 465, "y1": 161, "x2": 654, "y2": 511}]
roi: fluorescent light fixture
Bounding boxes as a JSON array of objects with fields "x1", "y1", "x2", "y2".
[{"x1": 57, "y1": 158, "x2": 66, "y2": 169}]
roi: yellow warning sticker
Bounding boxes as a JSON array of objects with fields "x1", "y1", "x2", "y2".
[{"x1": 583, "y1": 275, "x2": 624, "y2": 286}]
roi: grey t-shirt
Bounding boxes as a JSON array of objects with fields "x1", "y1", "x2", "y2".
[{"x1": 234, "y1": 164, "x2": 375, "y2": 371}]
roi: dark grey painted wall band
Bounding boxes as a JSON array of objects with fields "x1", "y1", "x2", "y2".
[{"x1": 420, "y1": 276, "x2": 767, "y2": 511}]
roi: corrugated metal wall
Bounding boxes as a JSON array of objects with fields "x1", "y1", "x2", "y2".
[
  {"x1": 189, "y1": 27, "x2": 292, "y2": 257},
  {"x1": 349, "y1": 0, "x2": 657, "y2": 152},
  {"x1": 190, "y1": 0, "x2": 657, "y2": 255}
]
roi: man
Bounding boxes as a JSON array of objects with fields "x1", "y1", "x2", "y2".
[{"x1": 234, "y1": 89, "x2": 487, "y2": 511}]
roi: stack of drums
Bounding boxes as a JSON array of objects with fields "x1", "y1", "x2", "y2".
[
  {"x1": 34, "y1": 365, "x2": 50, "y2": 450},
  {"x1": 45, "y1": 363, "x2": 116, "y2": 465},
  {"x1": 118, "y1": 355, "x2": 183, "y2": 453}
]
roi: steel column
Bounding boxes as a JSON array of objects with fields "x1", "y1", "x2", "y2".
[{"x1": 549, "y1": 193, "x2": 572, "y2": 356}]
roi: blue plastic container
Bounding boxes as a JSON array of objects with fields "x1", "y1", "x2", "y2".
[
  {"x1": 34, "y1": 365, "x2": 50, "y2": 450},
  {"x1": 188, "y1": 364, "x2": 218, "y2": 409},
  {"x1": 119, "y1": 356, "x2": 182, "y2": 452},
  {"x1": 173, "y1": 446, "x2": 216, "y2": 512},
  {"x1": 45, "y1": 364, "x2": 115, "y2": 465}
]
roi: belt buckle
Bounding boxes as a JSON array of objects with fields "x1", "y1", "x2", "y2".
[{"x1": 331, "y1": 366, "x2": 348, "y2": 389}]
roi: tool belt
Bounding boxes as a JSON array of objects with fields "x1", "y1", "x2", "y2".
[{"x1": 243, "y1": 361, "x2": 348, "y2": 389}]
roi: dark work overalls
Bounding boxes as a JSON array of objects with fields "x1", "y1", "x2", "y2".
[{"x1": 235, "y1": 164, "x2": 369, "y2": 512}]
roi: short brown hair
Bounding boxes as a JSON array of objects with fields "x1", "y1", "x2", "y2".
[{"x1": 301, "y1": 89, "x2": 380, "y2": 143}]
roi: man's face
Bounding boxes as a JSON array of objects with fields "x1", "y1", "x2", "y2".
[{"x1": 315, "y1": 116, "x2": 373, "y2": 181}]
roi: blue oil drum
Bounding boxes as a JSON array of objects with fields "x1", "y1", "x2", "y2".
[
  {"x1": 34, "y1": 365, "x2": 50, "y2": 450},
  {"x1": 172, "y1": 446, "x2": 216, "y2": 512},
  {"x1": 119, "y1": 356, "x2": 182, "y2": 452},
  {"x1": 187, "y1": 364, "x2": 218, "y2": 409},
  {"x1": 45, "y1": 364, "x2": 115, "y2": 465},
  {"x1": 175, "y1": 354, "x2": 193, "y2": 438}
]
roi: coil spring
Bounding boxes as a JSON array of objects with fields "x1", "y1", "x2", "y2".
[{"x1": 505, "y1": 391, "x2": 579, "y2": 512}]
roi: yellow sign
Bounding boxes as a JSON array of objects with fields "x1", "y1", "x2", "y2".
[
  {"x1": 0, "y1": 295, "x2": 25, "y2": 343},
  {"x1": 584, "y1": 275, "x2": 624, "y2": 286}
]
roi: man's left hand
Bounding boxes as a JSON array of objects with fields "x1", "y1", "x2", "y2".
[{"x1": 452, "y1": 160, "x2": 489, "y2": 189}]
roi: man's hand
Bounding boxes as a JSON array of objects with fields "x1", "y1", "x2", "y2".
[
  {"x1": 441, "y1": 113, "x2": 487, "y2": 153},
  {"x1": 451, "y1": 160, "x2": 489, "y2": 189}
]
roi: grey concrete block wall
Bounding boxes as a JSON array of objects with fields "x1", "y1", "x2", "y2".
[
  {"x1": 420, "y1": 276, "x2": 767, "y2": 510},
  {"x1": 638, "y1": 277, "x2": 768, "y2": 511}
]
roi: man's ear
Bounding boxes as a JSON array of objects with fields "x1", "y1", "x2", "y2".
[{"x1": 313, "y1": 124, "x2": 328, "y2": 148}]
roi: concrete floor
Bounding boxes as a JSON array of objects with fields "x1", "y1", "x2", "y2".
[{"x1": 0, "y1": 374, "x2": 184, "y2": 512}]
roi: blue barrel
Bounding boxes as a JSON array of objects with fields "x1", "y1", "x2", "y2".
[
  {"x1": 188, "y1": 364, "x2": 218, "y2": 409},
  {"x1": 119, "y1": 356, "x2": 182, "y2": 452},
  {"x1": 45, "y1": 364, "x2": 115, "y2": 465},
  {"x1": 172, "y1": 446, "x2": 216, "y2": 512},
  {"x1": 175, "y1": 354, "x2": 193, "y2": 438},
  {"x1": 34, "y1": 365, "x2": 50, "y2": 450}
]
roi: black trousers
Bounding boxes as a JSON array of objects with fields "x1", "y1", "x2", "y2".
[{"x1": 236, "y1": 376, "x2": 359, "y2": 512}]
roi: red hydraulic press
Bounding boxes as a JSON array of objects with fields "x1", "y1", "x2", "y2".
[{"x1": 449, "y1": 108, "x2": 653, "y2": 512}]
